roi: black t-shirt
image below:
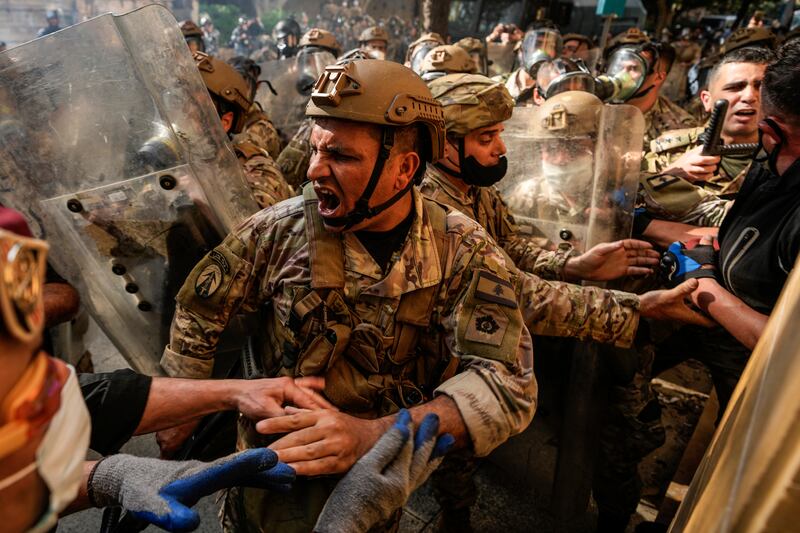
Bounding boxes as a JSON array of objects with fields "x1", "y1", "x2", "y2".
[
  {"x1": 718, "y1": 160, "x2": 800, "y2": 315},
  {"x1": 79, "y1": 370, "x2": 152, "y2": 455}
]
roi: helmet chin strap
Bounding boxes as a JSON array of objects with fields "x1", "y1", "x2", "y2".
[
  {"x1": 434, "y1": 138, "x2": 466, "y2": 179},
  {"x1": 320, "y1": 128, "x2": 421, "y2": 230}
]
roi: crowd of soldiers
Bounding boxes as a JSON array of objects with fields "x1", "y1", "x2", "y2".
[{"x1": 2, "y1": 4, "x2": 800, "y2": 533}]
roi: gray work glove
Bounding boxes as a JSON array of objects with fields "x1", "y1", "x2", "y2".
[
  {"x1": 314, "y1": 409, "x2": 455, "y2": 533},
  {"x1": 88, "y1": 448, "x2": 294, "y2": 532}
]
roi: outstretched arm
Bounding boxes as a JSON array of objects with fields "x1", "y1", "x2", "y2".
[{"x1": 691, "y1": 278, "x2": 769, "y2": 350}]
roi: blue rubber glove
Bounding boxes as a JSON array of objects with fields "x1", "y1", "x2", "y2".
[
  {"x1": 660, "y1": 239, "x2": 718, "y2": 287},
  {"x1": 89, "y1": 448, "x2": 295, "y2": 532},
  {"x1": 314, "y1": 409, "x2": 455, "y2": 533}
]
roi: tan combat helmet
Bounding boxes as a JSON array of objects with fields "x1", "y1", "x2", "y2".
[
  {"x1": 428, "y1": 73, "x2": 514, "y2": 137},
  {"x1": 180, "y1": 20, "x2": 205, "y2": 53},
  {"x1": 720, "y1": 27, "x2": 777, "y2": 55},
  {"x1": 456, "y1": 37, "x2": 490, "y2": 75},
  {"x1": 307, "y1": 60, "x2": 444, "y2": 161},
  {"x1": 299, "y1": 28, "x2": 342, "y2": 56},
  {"x1": 306, "y1": 60, "x2": 446, "y2": 227},
  {"x1": 405, "y1": 32, "x2": 445, "y2": 63},
  {"x1": 533, "y1": 90, "x2": 603, "y2": 139},
  {"x1": 562, "y1": 33, "x2": 592, "y2": 47},
  {"x1": 358, "y1": 26, "x2": 389, "y2": 45},
  {"x1": 605, "y1": 27, "x2": 649, "y2": 57},
  {"x1": 194, "y1": 51, "x2": 252, "y2": 133},
  {"x1": 420, "y1": 45, "x2": 477, "y2": 81}
]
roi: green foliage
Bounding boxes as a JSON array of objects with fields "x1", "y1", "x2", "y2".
[
  {"x1": 199, "y1": 2, "x2": 242, "y2": 43},
  {"x1": 261, "y1": 8, "x2": 289, "y2": 34}
]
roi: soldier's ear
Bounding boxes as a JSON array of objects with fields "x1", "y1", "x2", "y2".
[
  {"x1": 220, "y1": 111, "x2": 235, "y2": 133},
  {"x1": 699, "y1": 89, "x2": 712, "y2": 114},
  {"x1": 395, "y1": 150, "x2": 420, "y2": 190}
]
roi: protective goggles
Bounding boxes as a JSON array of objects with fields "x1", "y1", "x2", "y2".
[
  {"x1": 522, "y1": 29, "x2": 563, "y2": 73},
  {"x1": 0, "y1": 353, "x2": 65, "y2": 460},
  {"x1": 0, "y1": 228, "x2": 49, "y2": 344},
  {"x1": 604, "y1": 45, "x2": 658, "y2": 94}
]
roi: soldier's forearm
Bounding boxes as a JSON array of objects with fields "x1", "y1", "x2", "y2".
[
  {"x1": 407, "y1": 395, "x2": 469, "y2": 449},
  {"x1": 134, "y1": 377, "x2": 238, "y2": 435},
  {"x1": 642, "y1": 219, "x2": 718, "y2": 248}
]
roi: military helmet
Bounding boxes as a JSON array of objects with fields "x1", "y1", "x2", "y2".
[
  {"x1": 45, "y1": 9, "x2": 59, "y2": 19},
  {"x1": 456, "y1": 37, "x2": 490, "y2": 75},
  {"x1": 337, "y1": 48, "x2": 374, "y2": 63},
  {"x1": 562, "y1": 33, "x2": 592, "y2": 48},
  {"x1": 405, "y1": 32, "x2": 445, "y2": 61},
  {"x1": 180, "y1": 20, "x2": 203, "y2": 39},
  {"x1": 721, "y1": 27, "x2": 776, "y2": 55},
  {"x1": 194, "y1": 52, "x2": 252, "y2": 133},
  {"x1": 605, "y1": 27, "x2": 649, "y2": 57},
  {"x1": 429, "y1": 73, "x2": 514, "y2": 137},
  {"x1": 359, "y1": 26, "x2": 389, "y2": 44},
  {"x1": 274, "y1": 18, "x2": 302, "y2": 39},
  {"x1": 533, "y1": 91, "x2": 603, "y2": 139},
  {"x1": 420, "y1": 45, "x2": 477, "y2": 81},
  {"x1": 306, "y1": 60, "x2": 445, "y2": 162},
  {"x1": 299, "y1": 28, "x2": 341, "y2": 55}
]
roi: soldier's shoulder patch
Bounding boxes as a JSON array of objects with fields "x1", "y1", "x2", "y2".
[
  {"x1": 464, "y1": 303, "x2": 509, "y2": 347},
  {"x1": 474, "y1": 270, "x2": 517, "y2": 309},
  {"x1": 649, "y1": 127, "x2": 703, "y2": 154}
]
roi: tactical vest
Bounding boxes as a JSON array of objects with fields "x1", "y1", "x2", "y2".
[{"x1": 272, "y1": 185, "x2": 457, "y2": 419}]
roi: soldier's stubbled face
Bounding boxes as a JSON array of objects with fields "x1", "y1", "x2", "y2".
[
  {"x1": 442, "y1": 123, "x2": 506, "y2": 170},
  {"x1": 307, "y1": 119, "x2": 420, "y2": 233},
  {"x1": 702, "y1": 62, "x2": 766, "y2": 143}
]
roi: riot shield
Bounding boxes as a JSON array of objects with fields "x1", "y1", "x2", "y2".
[
  {"x1": 256, "y1": 51, "x2": 336, "y2": 144},
  {"x1": 0, "y1": 5, "x2": 259, "y2": 375},
  {"x1": 497, "y1": 103, "x2": 644, "y2": 252},
  {"x1": 487, "y1": 41, "x2": 517, "y2": 77}
]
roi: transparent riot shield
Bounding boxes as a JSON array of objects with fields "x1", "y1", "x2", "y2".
[
  {"x1": 256, "y1": 51, "x2": 336, "y2": 144},
  {"x1": 487, "y1": 41, "x2": 517, "y2": 77},
  {"x1": 497, "y1": 103, "x2": 644, "y2": 252},
  {"x1": 0, "y1": 5, "x2": 259, "y2": 375}
]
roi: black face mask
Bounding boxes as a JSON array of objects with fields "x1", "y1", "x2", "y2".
[
  {"x1": 436, "y1": 138, "x2": 508, "y2": 187},
  {"x1": 754, "y1": 118, "x2": 787, "y2": 176}
]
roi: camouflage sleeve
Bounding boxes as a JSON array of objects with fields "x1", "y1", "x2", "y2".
[
  {"x1": 434, "y1": 214, "x2": 537, "y2": 457},
  {"x1": 276, "y1": 118, "x2": 313, "y2": 189},
  {"x1": 240, "y1": 153, "x2": 296, "y2": 210},
  {"x1": 673, "y1": 197, "x2": 733, "y2": 227},
  {"x1": 160, "y1": 213, "x2": 271, "y2": 378},
  {"x1": 639, "y1": 172, "x2": 730, "y2": 227},
  {"x1": 518, "y1": 272, "x2": 640, "y2": 348},
  {"x1": 235, "y1": 119, "x2": 283, "y2": 160},
  {"x1": 503, "y1": 236, "x2": 575, "y2": 281}
]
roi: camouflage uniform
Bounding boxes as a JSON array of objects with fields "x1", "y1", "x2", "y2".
[
  {"x1": 639, "y1": 125, "x2": 750, "y2": 226},
  {"x1": 162, "y1": 189, "x2": 538, "y2": 531},
  {"x1": 276, "y1": 117, "x2": 313, "y2": 189},
  {"x1": 421, "y1": 164, "x2": 574, "y2": 281},
  {"x1": 233, "y1": 104, "x2": 283, "y2": 160},
  {"x1": 643, "y1": 95, "x2": 699, "y2": 147},
  {"x1": 231, "y1": 138, "x2": 294, "y2": 210}
]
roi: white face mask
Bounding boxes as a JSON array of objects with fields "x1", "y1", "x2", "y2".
[
  {"x1": 541, "y1": 155, "x2": 594, "y2": 191},
  {"x1": 0, "y1": 365, "x2": 91, "y2": 533}
]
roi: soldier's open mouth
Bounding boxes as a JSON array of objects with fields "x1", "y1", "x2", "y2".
[
  {"x1": 733, "y1": 109, "x2": 756, "y2": 117},
  {"x1": 316, "y1": 188, "x2": 341, "y2": 213}
]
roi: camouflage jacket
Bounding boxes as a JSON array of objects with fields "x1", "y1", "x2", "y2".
[
  {"x1": 163, "y1": 189, "x2": 537, "y2": 457},
  {"x1": 232, "y1": 104, "x2": 283, "y2": 160},
  {"x1": 643, "y1": 95, "x2": 699, "y2": 148},
  {"x1": 232, "y1": 139, "x2": 295, "y2": 210},
  {"x1": 421, "y1": 165, "x2": 640, "y2": 348},
  {"x1": 639, "y1": 126, "x2": 749, "y2": 226},
  {"x1": 420, "y1": 164, "x2": 573, "y2": 280},
  {"x1": 276, "y1": 117, "x2": 313, "y2": 189}
]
